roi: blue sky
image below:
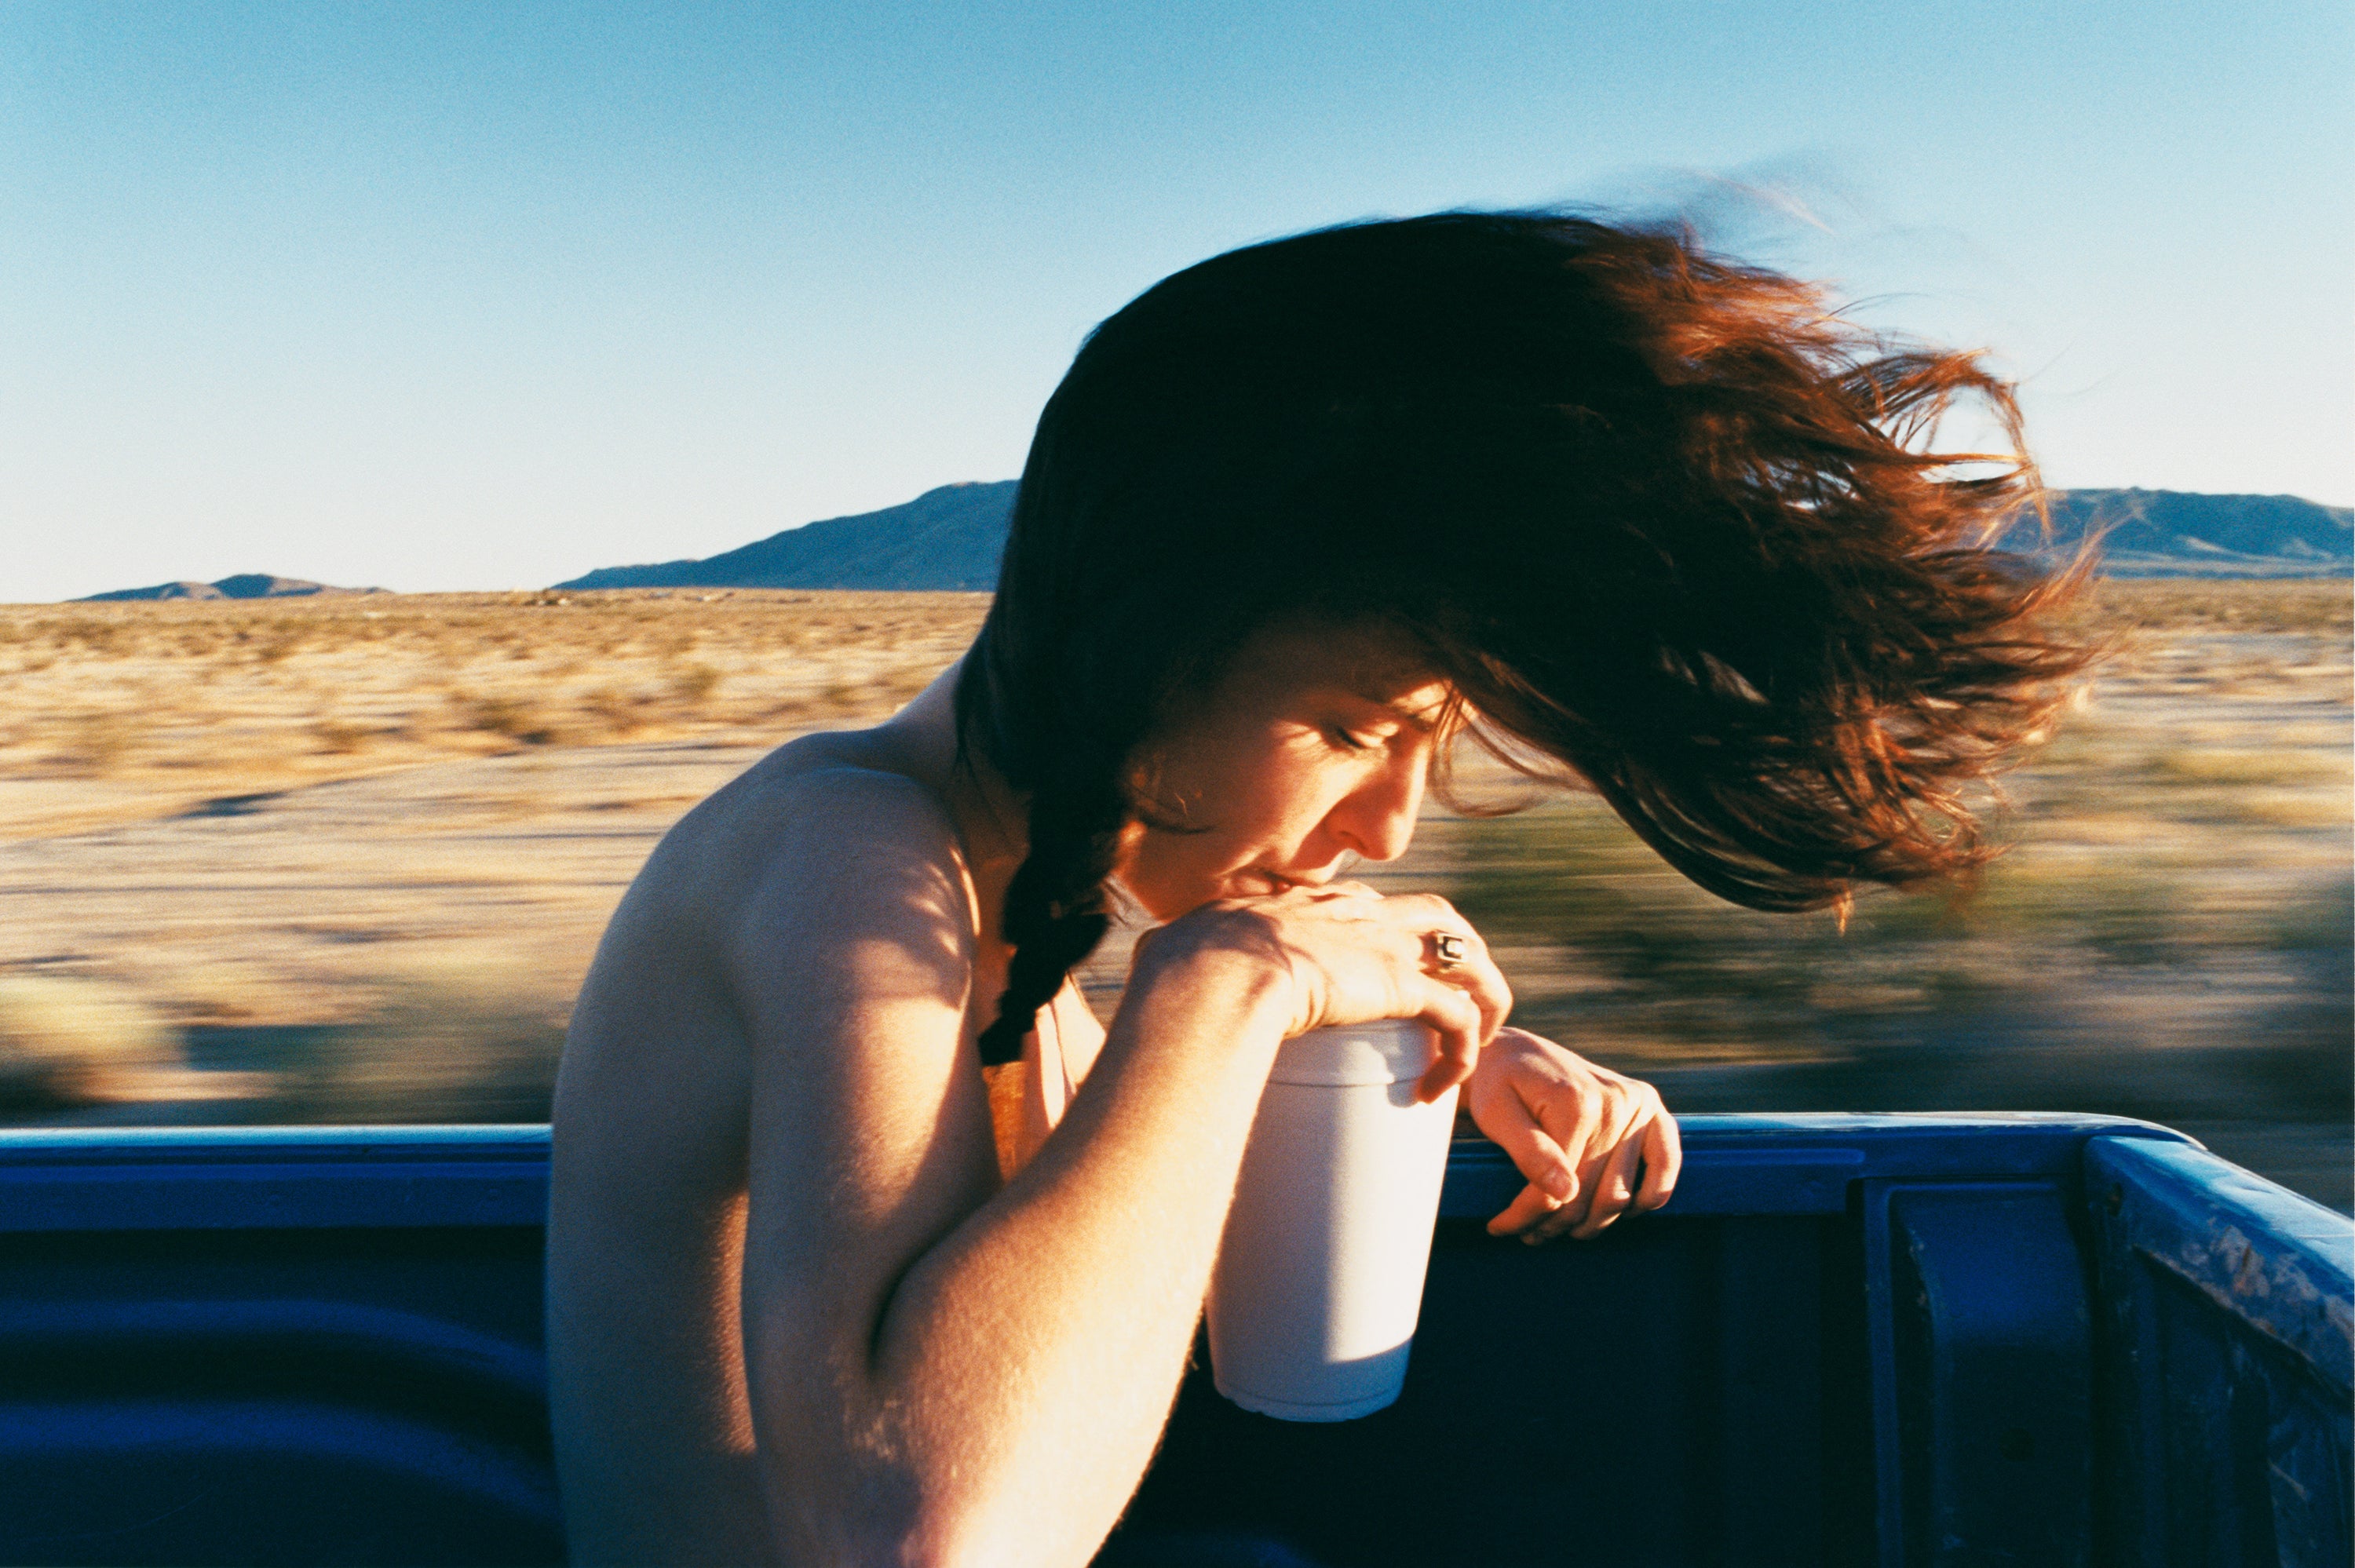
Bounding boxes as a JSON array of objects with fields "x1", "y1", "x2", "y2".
[{"x1": 5, "y1": 2, "x2": 2349, "y2": 600}]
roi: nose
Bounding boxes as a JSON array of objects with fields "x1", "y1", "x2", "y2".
[{"x1": 1327, "y1": 747, "x2": 1426, "y2": 864}]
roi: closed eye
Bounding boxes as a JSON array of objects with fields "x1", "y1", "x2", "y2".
[{"x1": 1324, "y1": 725, "x2": 1381, "y2": 753}]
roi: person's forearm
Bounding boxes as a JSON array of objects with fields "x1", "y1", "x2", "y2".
[{"x1": 860, "y1": 939, "x2": 1291, "y2": 1566}]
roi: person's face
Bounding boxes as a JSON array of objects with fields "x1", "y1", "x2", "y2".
[{"x1": 1112, "y1": 619, "x2": 1454, "y2": 923}]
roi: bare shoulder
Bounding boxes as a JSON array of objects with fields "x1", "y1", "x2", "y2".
[
  {"x1": 623, "y1": 738, "x2": 975, "y2": 948},
  {"x1": 583, "y1": 737, "x2": 984, "y2": 1072},
  {"x1": 547, "y1": 738, "x2": 999, "y2": 1566}
]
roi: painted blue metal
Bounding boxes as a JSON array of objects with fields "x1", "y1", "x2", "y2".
[
  {"x1": 0, "y1": 1116, "x2": 2339, "y2": 1567},
  {"x1": 1440, "y1": 1111, "x2": 2195, "y2": 1220},
  {"x1": 1864, "y1": 1182, "x2": 2094, "y2": 1566},
  {"x1": 0, "y1": 1298, "x2": 550, "y2": 1399},
  {"x1": 0, "y1": 1399, "x2": 560, "y2": 1563},
  {"x1": 2086, "y1": 1136, "x2": 2353, "y2": 1567},
  {"x1": 0, "y1": 1127, "x2": 559, "y2": 1566},
  {"x1": 0, "y1": 1125, "x2": 550, "y2": 1232},
  {"x1": 0, "y1": 1115, "x2": 2191, "y2": 1232}
]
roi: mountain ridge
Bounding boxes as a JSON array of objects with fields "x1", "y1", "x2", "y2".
[
  {"x1": 554, "y1": 482, "x2": 1019, "y2": 593},
  {"x1": 553, "y1": 483, "x2": 2350, "y2": 593},
  {"x1": 81, "y1": 574, "x2": 389, "y2": 603},
  {"x1": 66, "y1": 484, "x2": 2351, "y2": 603},
  {"x1": 2021, "y1": 489, "x2": 2353, "y2": 577}
]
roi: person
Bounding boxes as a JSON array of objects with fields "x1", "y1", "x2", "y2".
[{"x1": 546, "y1": 210, "x2": 2091, "y2": 1566}]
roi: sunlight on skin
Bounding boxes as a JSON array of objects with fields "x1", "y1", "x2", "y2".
[
  {"x1": 1095, "y1": 618, "x2": 1681, "y2": 1236},
  {"x1": 1113, "y1": 620, "x2": 1453, "y2": 921}
]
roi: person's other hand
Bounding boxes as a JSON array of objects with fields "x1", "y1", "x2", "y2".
[{"x1": 1463, "y1": 1029, "x2": 1680, "y2": 1242}]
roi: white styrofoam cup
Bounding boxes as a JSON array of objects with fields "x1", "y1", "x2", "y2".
[{"x1": 1207, "y1": 1019, "x2": 1459, "y2": 1421}]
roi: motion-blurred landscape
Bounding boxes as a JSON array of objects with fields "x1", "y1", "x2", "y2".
[{"x1": 0, "y1": 577, "x2": 2346, "y2": 1210}]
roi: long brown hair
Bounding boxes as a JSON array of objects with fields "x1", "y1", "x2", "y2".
[{"x1": 958, "y1": 210, "x2": 2093, "y2": 1063}]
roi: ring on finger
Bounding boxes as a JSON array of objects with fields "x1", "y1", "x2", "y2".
[{"x1": 1428, "y1": 931, "x2": 1468, "y2": 973}]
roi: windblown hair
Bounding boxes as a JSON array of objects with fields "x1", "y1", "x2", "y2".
[{"x1": 958, "y1": 210, "x2": 2094, "y2": 1064}]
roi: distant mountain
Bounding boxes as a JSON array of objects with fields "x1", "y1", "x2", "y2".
[
  {"x1": 80, "y1": 574, "x2": 388, "y2": 603},
  {"x1": 554, "y1": 483, "x2": 2346, "y2": 593},
  {"x1": 2008, "y1": 490, "x2": 2352, "y2": 578},
  {"x1": 554, "y1": 482, "x2": 1020, "y2": 593}
]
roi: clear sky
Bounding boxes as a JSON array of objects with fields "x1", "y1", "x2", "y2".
[{"x1": 5, "y1": 2, "x2": 2349, "y2": 601}]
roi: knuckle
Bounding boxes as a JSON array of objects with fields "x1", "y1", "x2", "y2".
[{"x1": 1398, "y1": 892, "x2": 1461, "y2": 925}]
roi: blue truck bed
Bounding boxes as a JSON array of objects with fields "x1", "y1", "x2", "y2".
[{"x1": 0, "y1": 1115, "x2": 2345, "y2": 1566}]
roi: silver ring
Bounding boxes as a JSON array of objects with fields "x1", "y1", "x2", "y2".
[{"x1": 1429, "y1": 932, "x2": 1467, "y2": 972}]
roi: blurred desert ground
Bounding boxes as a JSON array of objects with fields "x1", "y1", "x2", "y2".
[{"x1": 0, "y1": 581, "x2": 2346, "y2": 1209}]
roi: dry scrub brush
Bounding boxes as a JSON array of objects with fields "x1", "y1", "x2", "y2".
[
  {"x1": 0, "y1": 975, "x2": 184, "y2": 1108},
  {"x1": 0, "y1": 591, "x2": 990, "y2": 804}
]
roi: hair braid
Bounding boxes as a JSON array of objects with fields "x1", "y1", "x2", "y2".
[{"x1": 974, "y1": 753, "x2": 1129, "y2": 1067}]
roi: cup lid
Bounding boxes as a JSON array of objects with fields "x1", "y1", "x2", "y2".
[{"x1": 1268, "y1": 1019, "x2": 1438, "y2": 1086}]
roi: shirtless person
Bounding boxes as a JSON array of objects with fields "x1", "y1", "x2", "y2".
[{"x1": 546, "y1": 212, "x2": 2090, "y2": 1566}]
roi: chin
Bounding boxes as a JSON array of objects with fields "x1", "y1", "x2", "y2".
[{"x1": 1108, "y1": 873, "x2": 1188, "y2": 925}]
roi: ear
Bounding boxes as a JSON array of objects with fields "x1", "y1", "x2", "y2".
[
  {"x1": 1122, "y1": 742, "x2": 1168, "y2": 810},
  {"x1": 1123, "y1": 744, "x2": 1207, "y2": 835}
]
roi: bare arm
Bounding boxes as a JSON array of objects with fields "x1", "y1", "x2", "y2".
[{"x1": 730, "y1": 774, "x2": 1502, "y2": 1566}]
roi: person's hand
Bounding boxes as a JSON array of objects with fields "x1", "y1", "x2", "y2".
[
  {"x1": 1148, "y1": 883, "x2": 1511, "y2": 1100},
  {"x1": 1463, "y1": 1029, "x2": 1680, "y2": 1242}
]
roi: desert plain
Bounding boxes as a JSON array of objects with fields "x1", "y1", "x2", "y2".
[{"x1": 0, "y1": 580, "x2": 2346, "y2": 1209}]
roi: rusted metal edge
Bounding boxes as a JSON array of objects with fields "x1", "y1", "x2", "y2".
[{"x1": 2087, "y1": 1135, "x2": 2354, "y2": 1394}]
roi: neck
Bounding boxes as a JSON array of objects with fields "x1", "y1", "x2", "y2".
[{"x1": 873, "y1": 652, "x2": 1028, "y2": 950}]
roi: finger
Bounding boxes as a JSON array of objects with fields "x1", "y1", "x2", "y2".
[
  {"x1": 1411, "y1": 980, "x2": 1484, "y2": 1102},
  {"x1": 1564, "y1": 1132, "x2": 1645, "y2": 1241},
  {"x1": 1471, "y1": 1076, "x2": 1579, "y2": 1203},
  {"x1": 1633, "y1": 1108, "x2": 1681, "y2": 1211},
  {"x1": 1484, "y1": 1181, "x2": 1562, "y2": 1238},
  {"x1": 1456, "y1": 956, "x2": 1513, "y2": 1049},
  {"x1": 1422, "y1": 943, "x2": 1511, "y2": 1048},
  {"x1": 1382, "y1": 892, "x2": 1462, "y2": 926},
  {"x1": 1532, "y1": 1072, "x2": 1605, "y2": 1194},
  {"x1": 1531, "y1": 1088, "x2": 1627, "y2": 1238},
  {"x1": 1391, "y1": 898, "x2": 1513, "y2": 1046}
]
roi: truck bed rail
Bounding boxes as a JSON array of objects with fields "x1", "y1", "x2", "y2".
[{"x1": 0, "y1": 1115, "x2": 2344, "y2": 1566}]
